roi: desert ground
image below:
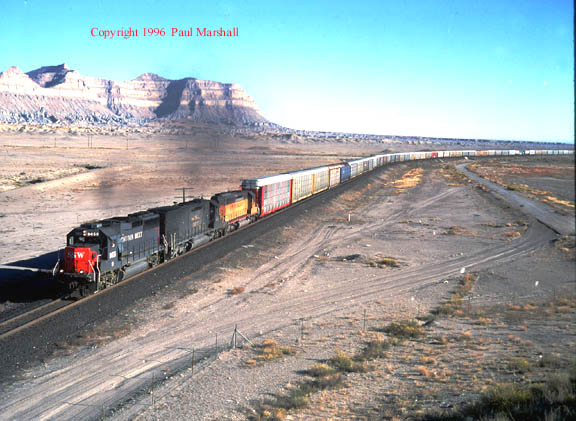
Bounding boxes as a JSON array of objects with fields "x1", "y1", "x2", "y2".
[
  {"x1": 0, "y1": 130, "x2": 574, "y2": 420},
  {"x1": 0, "y1": 129, "x2": 400, "y2": 264}
]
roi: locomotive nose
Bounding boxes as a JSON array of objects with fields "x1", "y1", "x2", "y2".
[{"x1": 63, "y1": 246, "x2": 98, "y2": 274}]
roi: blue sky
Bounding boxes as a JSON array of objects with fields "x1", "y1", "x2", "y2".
[{"x1": 0, "y1": 0, "x2": 573, "y2": 142}]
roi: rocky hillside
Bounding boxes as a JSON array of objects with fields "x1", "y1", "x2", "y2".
[{"x1": 0, "y1": 64, "x2": 268, "y2": 127}]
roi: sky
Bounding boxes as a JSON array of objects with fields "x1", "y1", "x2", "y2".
[{"x1": 0, "y1": 0, "x2": 573, "y2": 142}]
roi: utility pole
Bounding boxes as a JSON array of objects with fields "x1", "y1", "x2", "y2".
[{"x1": 175, "y1": 187, "x2": 195, "y2": 204}]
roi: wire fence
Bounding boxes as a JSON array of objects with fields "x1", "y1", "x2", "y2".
[
  {"x1": 55, "y1": 327, "x2": 246, "y2": 419},
  {"x1": 50, "y1": 284, "x2": 570, "y2": 420}
]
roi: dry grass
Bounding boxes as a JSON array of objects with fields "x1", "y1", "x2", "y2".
[
  {"x1": 508, "y1": 357, "x2": 533, "y2": 374},
  {"x1": 468, "y1": 161, "x2": 575, "y2": 213},
  {"x1": 328, "y1": 350, "x2": 368, "y2": 373},
  {"x1": 422, "y1": 370, "x2": 576, "y2": 421},
  {"x1": 420, "y1": 356, "x2": 436, "y2": 365},
  {"x1": 417, "y1": 365, "x2": 433, "y2": 378},
  {"x1": 381, "y1": 320, "x2": 425, "y2": 339},
  {"x1": 444, "y1": 225, "x2": 470, "y2": 236},
  {"x1": 387, "y1": 168, "x2": 424, "y2": 191},
  {"x1": 367, "y1": 257, "x2": 401, "y2": 268},
  {"x1": 438, "y1": 166, "x2": 471, "y2": 185},
  {"x1": 252, "y1": 339, "x2": 297, "y2": 361}
]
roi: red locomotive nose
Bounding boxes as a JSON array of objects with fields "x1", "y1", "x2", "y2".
[{"x1": 63, "y1": 246, "x2": 97, "y2": 274}]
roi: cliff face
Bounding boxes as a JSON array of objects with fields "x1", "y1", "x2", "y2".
[{"x1": 0, "y1": 64, "x2": 268, "y2": 127}]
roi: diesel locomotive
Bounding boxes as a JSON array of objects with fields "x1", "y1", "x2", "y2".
[{"x1": 59, "y1": 190, "x2": 258, "y2": 295}]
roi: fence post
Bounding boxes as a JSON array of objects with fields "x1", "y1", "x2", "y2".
[
  {"x1": 215, "y1": 333, "x2": 218, "y2": 355},
  {"x1": 232, "y1": 325, "x2": 238, "y2": 349},
  {"x1": 151, "y1": 372, "x2": 155, "y2": 406},
  {"x1": 192, "y1": 349, "x2": 195, "y2": 375}
]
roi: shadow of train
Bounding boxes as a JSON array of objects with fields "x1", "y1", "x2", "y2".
[{"x1": 0, "y1": 250, "x2": 66, "y2": 302}]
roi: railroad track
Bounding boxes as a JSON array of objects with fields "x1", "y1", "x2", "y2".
[
  {"x1": 0, "y1": 165, "x2": 376, "y2": 341},
  {"x1": 0, "y1": 298, "x2": 72, "y2": 339}
]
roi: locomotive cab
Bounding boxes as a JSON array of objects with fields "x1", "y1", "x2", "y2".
[
  {"x1": 63, "y1": 228, "x2": 103, "y2": 278},
  {"x1": 59, "y1": 213, "x2": 160, "y2": 294}
]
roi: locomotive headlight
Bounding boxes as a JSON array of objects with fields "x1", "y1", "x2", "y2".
[{"x1": 80, "y1": 270, "x2": 84, "y2": 274}]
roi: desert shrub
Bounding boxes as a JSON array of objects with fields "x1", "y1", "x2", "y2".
[
  {"x1": 382, "y1": 320, "x2": 425, "y2": 339},
  {"x1": 419, "y1": 369, "x2": 576, "y2": 420},
  {"x1": 538, "y1": 353, "x2": 566, "y2": 369},
  {"x1": 368, "y1": 257, "x2": 400, "y2": 268},
  {"x1": 508, "y1": 357, "x2": 533, "y2": 373},
  {"x1": 506, "y1": 183, "x2": 531, "y2": 192},
  {"x1": 305, "y1": 363, "x2": 336, "y2": 378},
  {"x1": 255, "y1": 364, "x2": 346, "y2": 417},
  {"x1": 444, "y1": 225, "x2": 468, "y2": 235},
  {"x1": 312, "y1": 373, "x2": 346, "y2": 390},
  {"x1": 270, "y1": 392, "x2": 309, "y2": 410},
  {"x1": 357, "y1": 340, "x2": 390, "y2": 361},
  {"x1": 328, "y1": 350, "x2": 367, "y2": 373}
]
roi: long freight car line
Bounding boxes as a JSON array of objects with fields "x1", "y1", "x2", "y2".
[
  {"x1": 0, "y1": 153, "x2": 557, "y2": 337},
  {"x1": 56, "y1": 148, "x2": 573, "y2": 297},
  {"x1": 0, "y1": 153, "x2": 567, "y2": 340}
]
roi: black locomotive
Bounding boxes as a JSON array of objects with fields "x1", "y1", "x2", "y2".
[{"x1": 58, "y1": 191, "x2": 258, "y2": 295}]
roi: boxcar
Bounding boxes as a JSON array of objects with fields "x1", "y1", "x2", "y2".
[
  {"x1": 241, "y1": 173, "x2": 293, "y2": 217},
  {"x1": 362, "y1": 160, "x2": 369, "y2": 172},
  {"x1": 328, "y1": 164, "x2": 343, "y2": 188},
  {"x1": 340, "y1": 164, "x2": 351, "y2": 183},
  {"x1": 290, "y1": 168, "x2": 316, "y2": 203},
  {"x1": 349, "y1": 159, "x2": 364, "y2": 175},
  {"x1": 312, "y1": 166, "x2": 330, "y2": 193},
  {"x1": 350, "y1": 162, "x2": 359, "y2": 178}
]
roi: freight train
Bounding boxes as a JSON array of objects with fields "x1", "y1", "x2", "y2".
[{"x1": 57, "y1": 148, "x2": 573, "y2": 295}]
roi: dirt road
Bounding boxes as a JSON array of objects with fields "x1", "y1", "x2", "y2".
[{"x1": 458, "y1": 163, "x2": 575, "y2": 235}]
